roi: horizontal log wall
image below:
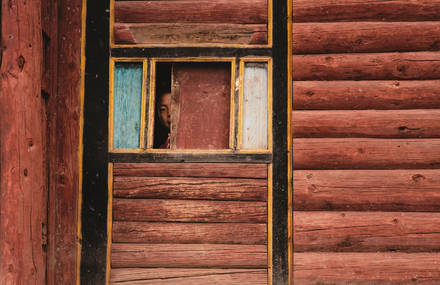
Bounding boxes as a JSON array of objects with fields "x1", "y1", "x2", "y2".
[
  {"x1": 110, "y1": 163, "x2": 268, "y2": 284},
  {"x1": 291, "y1": 0, "x2": 440, "y2": 283}
]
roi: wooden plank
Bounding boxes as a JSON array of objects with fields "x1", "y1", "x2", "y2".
[
  {"x1": 110, "y1": 268, "x2": 267, "y2": 285},
  {"x1": 112, "y1": 222, "x2": 267, "y2": 244},
  {"x1": 294, "y1": 211, "x2": 440, "y2": 252},
  {"x1": 113, "y1": 163, "x2": 268, "y2": 178},
  {"x1": 173, "y1": 63, "x2": 231, "y2": 149},
  {"x1": 293, "y1": 0, "x2": 440, "y2": 22},
  {"x1": 293, "y1": 169, "x2": 440, "y2": 211},
  {"x1": 0, "y1": 0, "x2": 46, "y2": 283},
  {"x1": 292, "y1": 138, "x2": 440, "y2": 170},
  {"x1": 242, "y1": 63, "x2": 268, "y2": 149},
  {"x1": 113, "y1": 177, "x2": 267, "y2": 201},
  {"x1": 292, "y1": 110, "x2": 440, "y2": 138},
  {"x1": 113, "y1": 199, "x2": 267, "y2": 223},
  {"x1": 293, "y1": 22, "x2": 440, "y2": 54},
  {"x1": 292, "y1": 52, "x2": 440, "y2": 80},
  {"x1": 113, "y1": 62, "x2": 143, "y2": 148},
  {"x1": 293, "y1": 252, "x2": 440, "y2": 284},
  {"x1": 111, "y1": 243, "x2": 267, "y2": 268},
  {"x1": 114, "y1": 0, "x2": 267, "y2": 24},
  {"x1": 292, "y1": 80, "x2": 440, "y2": 110},
  {"x1": 114, "y1": 23, "x2": 267, "y2": 45}
]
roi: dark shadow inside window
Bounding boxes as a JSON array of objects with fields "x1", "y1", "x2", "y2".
[{"x1": 153, "y1": 62, "x2": 172, "y2": 148}]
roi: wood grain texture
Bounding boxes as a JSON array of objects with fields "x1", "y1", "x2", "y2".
[
  {"x1": 293, "y1": 22, "x2": 440, "y2": 54},
  {"x1": 111, "y1": 243, "x2": 267, "y2": 268},
  {"x1": 293, "y1": 169, "x2": 440, "y2": 211},
  {"x1": 293, "y1": 252, "x2": 440, "y2": 284},
  {"x1": 292, "y1": 138, "x2": 440, "y2": 170},
  {"x1": 112, "y1": 222, "x2": 267, "y2": 244},
  {"x1": 113, "y1": 176, "x2": 267, "y2": 201},
  {"x1": 293, "y1": 0, "x2": 440, "y2": 22},
  {"x1": 0, "y1": 0, "x2": 46, "y2": 283},
  {"x1": 242, "y1": 63, "x2": 268, "y2": 149},
  {"x1": 292, "y1": 52, "x2": 440, "y2": 80},
  {"x1": 110, "y1": 268, "x2": 267, "y2": 284},
  {"x1": 113, "y1": 62, "x2": 143, "y2": 148},
  {"x1": 114, "y1": 23, "x2": 267, "y2": 45},
  {"x1": 113, "y1": 199, "x2": 267, "y2": 223},
  {"x1": 294, "y1": 211, "x2": 440, "y2": 252},
  {"x1": 292, "y1": 80, "x2": 440, "y2": 110},
  {"x1": 292, "y1": 109, "x2": 440, "y2": 138},
  {"x1": 114, "y1": 0, "x2": 267, "y2": 24},
  {"x1": 172, "y1": 63, "x2": 231, "y2": 149},
  {"x1": 113, "y1": 163, "x2": 268, "y2": 178}
]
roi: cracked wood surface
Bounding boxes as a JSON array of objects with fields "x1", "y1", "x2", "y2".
[
  {"x1": 292, "y1": 81, "x2": 440, "y2": 110},
  {"x1": 292, "y1": 109, "x2": 440, "y2": 138},
  {"x1": 293, "y1": 169, "x2": 440, "y2": 211},
  {"x1": 294, "y1": 211, "x2": 440, "y2": 252},
  {"x1": 0, "y1": 0, "x2": 46, "y2": 283}
]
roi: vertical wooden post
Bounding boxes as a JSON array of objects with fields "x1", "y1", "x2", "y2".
[{"x1": 0, "y1": 0, "x2": 46, "y2": 283}]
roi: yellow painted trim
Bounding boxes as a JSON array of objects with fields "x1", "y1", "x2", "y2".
[
  {"x1": 109, "y1": 0, "x2": 114, "y2": 49},
  {"x1": 76, "y1": 0, "x2": 87, "y2": 283},
  {"x1": 108, "y1": 59, "x2": 115, "y2": 152},
  {"x1": 109, "y1": 58, "x2": 146, "y2": 152},
  {"x1": 229, "y1": 60, "x2": 236, "y2": 149},
  {"x1": 267, "y1": 163, "x2": 273, "y2": 285},
  {"x1": 151, "y1": 57, "x2": 236, "y2": 63},
  {"x1": 105, "y1": 163, "x2": 114, "y2": 285},
  {"x1": 139, "y1": 60, "x2": 148, "y2": 149},
  {"x1": 287, "y1": 0, "x2": 293, "y2": 282},
  {"x1": 147, "y1": 59, "x2": 156, "y2": 149},
  {"x1": 267, "y1": 0, "x2": 273, "y2": 47},
  {"x1": 237, "y1": 57, "x2": 272, "y2": 151}
]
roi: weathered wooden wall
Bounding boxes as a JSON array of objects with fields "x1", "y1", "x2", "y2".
[
  {"x1": 110, "y1": 163, "x2": 268, "y2": 284},
  {"x1": 0, "y1": 0, "x2": 46, "y2": 283},
  {"x1": 291, "y1": 0, "x2": 440, "y2": 283},
  {"x1": 1, "y1": 0, "x2": 83, "y2": 283}
]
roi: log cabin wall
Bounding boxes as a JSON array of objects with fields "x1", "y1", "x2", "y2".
[{"x1": 291, "y1": 0, "x2": 440, "y2": 283}]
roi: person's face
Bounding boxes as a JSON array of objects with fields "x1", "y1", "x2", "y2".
[{"x1": 158, "y1": 92, "x2": 171, "y2": 129}]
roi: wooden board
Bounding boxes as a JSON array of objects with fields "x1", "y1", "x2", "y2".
[
  {"x1": 293, "y1": 22, "x2": 440, "y2": 54},
  {"x1": 111, "y1": 243, "x2": 267, "y2": 268},
  {"x1": 294, "y1": 211, "x2": 440, "y2": 252},
  {"x1": 292, "y1": 109, "x2": 440, "y2": 138},
  {"x1": 113, "y1": 222, "x2": 267, "y2": 244},
  {"x1": 113, "y1": 199, "x2": 267, "y2": 223},
  {"x1": 292, "y1": 138, "x2": 440, "y2": 170},
  {"x1": 293, "y1": 169, "x2": 440, "y2": 211},
  {"x1": 110, "y1": 268, "x2": 267, "y2": 285},
  {"x1": 292, "y1": 52, "x2": 440, "y2": 80},
  {"x1": 292, "y1": 80, "x2": 440, "y2": 110},
  {"x1": 113, "y1": 62, "x2": 143, "y2": 148},
  {"x1": 242, "y1": 63, "x2": 268, "y2": 149},
  {"x1": 113, "y1": 163, "x2": 268, "y2": 178},
  {"x1": 293, "y1": 0, "x2": 440, "y2": 22},
  {"x1": 293, "y1": 252, "x2": 440, "y2": 284},
  {"x1": 114, "y1": 0, "x2": 267, "y2": 24},
  {"x1": 114, "y1": 23, "x2": 266, "y2": 45},
  {"x1": 114, "y1": 176, "x2": 267, "y2": 201},
  {"x1": 172, "y1": 63, "x2": 231, "y2": 149}
]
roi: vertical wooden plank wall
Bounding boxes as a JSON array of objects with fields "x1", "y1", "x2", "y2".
[
  {"x1": 291, "y1": 0, "x2": 440, "y2": 283},
  {"x1": 0, "y1": 0, "x2": 46, "y2": 283}
]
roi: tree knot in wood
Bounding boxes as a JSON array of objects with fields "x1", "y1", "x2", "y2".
[
  {"x1": 16, "y1": 55, "x2": 25, "y2": 72},
  {"x1": 412, "y1": 174, "x2": 425, "y2": 182}
]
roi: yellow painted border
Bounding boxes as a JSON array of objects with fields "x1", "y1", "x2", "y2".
[
  {"x1": 109, "y1": 0, "x2": 273, "y2": 49},
  {"x1": 267, "y1": 163, "x2": 273, "y2": 285},
  {"x1": 109, "y1": 57, "x2": 147, "y2": 153},
  {"x1": 146, "y1": 57, "x2": 237, "y2": 152},
  {"x1": 287, "y1": 0, "x2": 293, "y2": 283},
  {"x1": 237, "y1": 57, "x2": 273, "y2": 153},
  {"x1": 105, "y1": 163, "x2": 114, "y2": 285},
  {"x1": 76, "y1": 0, "x2": 87, "y2": 283}
]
